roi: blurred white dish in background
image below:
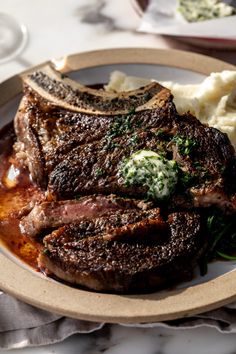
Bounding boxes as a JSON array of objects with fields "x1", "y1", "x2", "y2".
[
  {"x1": 178, "y1": 0, "x2": 236, "y2": 23},
  {"x1": 133, "y1": 0, "x2": 236, "y2": 49},
  {"x1": 106, "y1": 70, "x2": 236, "y2": 148},
  {"x1": 138, "y1": 0, "x2": 236, "y2": 38},
  {"x1": 0, "y1": 13, "x2": 28, "y2": 64}
]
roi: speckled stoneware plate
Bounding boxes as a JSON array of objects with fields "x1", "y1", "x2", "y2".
[
  {"x1": 133, "y1": 0, "x2": 236, "y2": 50},
  {"x1": 0, "y1": 48, "x2": 236, "y2": 324}
]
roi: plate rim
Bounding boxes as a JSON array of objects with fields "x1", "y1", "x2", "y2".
[
  {"x1": 0, "y1": 47, "x2": 236, "y2": 324},
  {"x1": 1, "y1": 47, "x2": 235, "y2": 107}
]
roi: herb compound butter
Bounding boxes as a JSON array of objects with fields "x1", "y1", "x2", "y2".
[
  {"x1": 178, "y1": 0, "x2": 235, "y2": 23},
  {"x1": 121, "y1": 150, "x2": 178, "y2": 200}
]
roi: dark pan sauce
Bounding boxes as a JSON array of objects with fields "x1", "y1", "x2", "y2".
[{"x1": 0, "y1": 122, "x2": 42, "y2": 269}]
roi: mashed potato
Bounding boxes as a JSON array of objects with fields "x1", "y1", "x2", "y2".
[{"x1": 105, "y1": 70, "x2": 236, "y2": 148}]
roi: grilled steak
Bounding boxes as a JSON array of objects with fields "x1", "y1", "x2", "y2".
[
  {"x1": 14, "y1": 65, "x2": 236, "y2": 210},
  {"x1": 14, "y1": 66, "x2": 172, "y2": 189},
  {"x1": 12, "y1": 65, "x2": 236, "y2": 293},
  {"x1": 20, "y1": 194, "x2": 153, "y2": 239},
  {"x1": 39, "y1": 210, "x2": 205, "y2": 292}
]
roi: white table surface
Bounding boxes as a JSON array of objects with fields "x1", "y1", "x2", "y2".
[{"x1": 1, "y1": 0, "x2": 236, "y2": 353}]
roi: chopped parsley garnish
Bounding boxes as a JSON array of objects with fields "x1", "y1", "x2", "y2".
[
  {"x1": 106, "y1": 107, "x2": 136, "y2": 140},
  {"x1": 94, "y1": 168, "x2": 105, "y2": 178},
  {"x1": 191, "y1": 162, "x2": 212, "y2": 182},
  {"x1": 75, "y1": 194, "x2": 81, "y2": 200},
  {"x1": 193, "y1": 161, "x2": 203, "y2": 170},
  {"x1": 105, "y1": 140, "x2": 121, "y2": 151},
  {"x1": 128, "y1": 133, "x2": 140, "y2": 146},
  {"x1": 155, "y1": 129, "x2": 166, "y2": 139},
  {"x1": 43, "y1": 249, "x2": 50, "y2": 256},
  {"x1": 173, "y1": 135, "x2": 198, "y2": 156},
  {"x1": 120, "y1": 150, "x2": 178, "y2": 200},
  {"x1": 179, "y1": 170, "x2": 197, "y2": 188},
  {"x1": 104, "y1": 107, "x2": 141, "y2": 151}
]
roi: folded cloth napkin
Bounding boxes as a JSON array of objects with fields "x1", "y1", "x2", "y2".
[
  {"x1": 1, "y1": 292, "x2": 236, "y2": 349},
  {"x1": 0, "y1": 293, "x2": 104, "y2": 349}
]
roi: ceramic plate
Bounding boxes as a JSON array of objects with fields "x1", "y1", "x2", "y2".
[
  {"x1": 0, "y1": 48, "x2": 236, "y2": 324},
  {"x1": 133, "y1": 0, "x2": 236, "y2": 50}
]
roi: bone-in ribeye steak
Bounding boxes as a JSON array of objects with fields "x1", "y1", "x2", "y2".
[
  {"x1": 15, "y1": 66, "x2": 236, "y2": 210},
  {"x1": 13, "y1": 65, "x2": 236, "y2": 292}
]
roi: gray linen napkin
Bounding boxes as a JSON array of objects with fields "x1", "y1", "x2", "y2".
[
  {"x1": 0, "y1": 293, "x2": 104, "y2": 349},
  {"x1": 1, "y1": 293, "x2": 236, "y2": 349}
]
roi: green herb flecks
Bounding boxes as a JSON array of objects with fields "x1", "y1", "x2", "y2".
[
  {"x1": 173, "y1": 135, "x2": 198, "y2": 157},
  {"x1": 75, "y1": 195, "x2": 82, "y2": 200},
  {"x1": 120, "y1": 150, "x2": 178, "y2": 201},
  {"x1": 192, "y1": 162, "x2": 212, "y2": 181},
  {"x1": 128, "y1": 133, "x2": 140, "y2": 146},
  {"x1": 155, "y1": 129, "x2": 166, "y2": 139},
  {"x1": 220, "y1": 165, "x2": 226, "y2": 174},
  {"x1": 104, "y1": 107, "x2": 140, "y2": 151},
  {"x1": 43, "y1": 249, "x2": 50, "y2": 256},
  {"x1": 104, "y1": 140, "x2": 121, "y2": 151},
  {"x1": 106, "y1": 107, "x2": 136, "y2": 140},
  {"x1": 94, "y1": 168, "x2": 105, "y2": 178},
  {"x1": 179, "y1": 170, "x2": 197, "y2": 188}
]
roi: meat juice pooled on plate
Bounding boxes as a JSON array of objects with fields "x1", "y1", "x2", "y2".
[{"x1": 2, "y1": 65, "x2": 236, "y2": 293}]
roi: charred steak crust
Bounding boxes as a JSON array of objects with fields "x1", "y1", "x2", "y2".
[
  {"x1": 14, "y1": 78, "x2": 175, "y2": 191},
  {"x1": 14, "y1": 66, "x2": 236, "y2": 211},
  {"x1": 12, "y1": 65, "x2": 236, "y2": 293},
  {"x1": 48, "y1": 130, "x2": 172, "y2": 199},
  {"x1": 39, "y1": 211, "x2": 205, "y2": 292},
  {"x1": 14, "y1": 98, "x2": 46, "y2": 187},
  {"x1": 173, "y1": 114, "x2": 236, "y2": 208}
]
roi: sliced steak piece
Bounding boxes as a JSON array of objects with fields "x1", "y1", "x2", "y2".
[
  {"x1": 20, "y1": 194, "x2": 153, "y2": 239},
  {"x1": 39, "y1": 210, "x2": 205, "y2": 293},
  {"x1": 14, "y1": 65, "x2": 236, "y2": 211}
]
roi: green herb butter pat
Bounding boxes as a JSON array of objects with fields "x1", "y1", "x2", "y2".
[
  {"x1": 121, "y1": 150, "x2": 178, "y2": 200},
  {"x1": 178, "y1": 0, "x2": 236, "y2": 23}
]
